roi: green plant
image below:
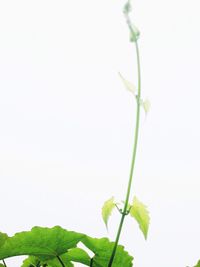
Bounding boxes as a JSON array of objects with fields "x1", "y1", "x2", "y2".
[
  {"x1": 194, "y1": 261, "x2": 200, "y2": 267},
  {"x1": 0, "y1": 1, "x2": 150, "y2": 266}
]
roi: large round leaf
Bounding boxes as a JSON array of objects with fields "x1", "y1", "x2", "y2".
[{"x1": 0, "y1": 226, "x2": 84, "y2": 261}]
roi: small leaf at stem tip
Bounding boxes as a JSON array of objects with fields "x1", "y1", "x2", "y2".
[
  {"x1": 102, "y1": 197, "x2": 116, "y2": 229},
  {"x1": 123, "y1": 2, "x2": 132, "y2": 14},
  {"x1": 130, "y1": 24, "x2": 140, "y2": 42},
  {"x1": 129, "y1": 197, "x2": 150, "y2": 240},
  {"x1": 141, "y1": 98, "x2": 151, "y2": 115},
  {"x1": 119, "y1": 72, "x2": 136, "y2": 95}
]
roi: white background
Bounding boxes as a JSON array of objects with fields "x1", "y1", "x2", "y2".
[{"x1": 0, "y1": 0, "x2": 200, "y2": 266}]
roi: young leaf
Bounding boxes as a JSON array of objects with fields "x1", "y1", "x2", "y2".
[
  {"x1": 141, "y1": 98, "x2": 151, "y2": 115},
  {"x1": 119, "y1": 73, "x2": 136, "y2": 95},
  {"x1": 82, "y1": 236, "x2": 133, "y2": 267},
  {"x1": 130, "y1": 24, "x2": 140, "y2": 42},
  {"x1": 0, "y1": 226, "x2": 85, "y2": 261},
  {"x1": 102, "y1": 197, "x2": 116, "y2": 229},
  {"x1": 129, "y1": 197, "x2": 150, "y2": 239},
  {"x1": 123, "y1": 2, "x2": 131, "y2": 14}
]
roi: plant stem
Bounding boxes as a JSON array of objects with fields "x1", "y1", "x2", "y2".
[
  {"x1": 2, "y1": 260, "x2": 7, "y2": 267},
  {"x1": 57, "y1": 256, "x2": 65, "y2": 267},
  {"x1": 108, "y1": 39, "x2": 141, "y2": 267},
  {"x1": 90, "y1": 258, "x2": 94, "y2": 267}
]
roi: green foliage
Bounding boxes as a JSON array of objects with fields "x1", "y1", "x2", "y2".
[
  {"x1": 0, "y1": 1, "x2": 156, "y2": 267},
  {"x1": 129, "y1": 197, "x2": 150, "y2": 239},
  {"x1": 194, "y1": 260, "x2": 200, "y2": 267},
  {"x1": 43, "y1": 253, "x2": 73, "y2": 267},
  {"x1": 22, "y1": 254, "x2": 73, "y2": 267},
  {"x1": 102, "y1": 197, "x2": 116, "y2": 229},
  {"x1": 0, "y1": 226, "x2": 84, "y2": 261},
  {"x1": 66, "y1": 248, "x2": 91, "y2": 266},
  {"x1": 21, "y1": 256, "x2": 40, "y2": 267},
  {"x1": 0, "y1": 233, "x2": 8, "y2": 247},
  {"x1": 0, "y1": 227, "x2": 133, "y2": 267},
  {"x1": 82, "y1": 236, "x2": 133, "y2": 267}
]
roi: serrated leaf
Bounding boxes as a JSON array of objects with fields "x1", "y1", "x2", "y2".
[
  {"x1": 102, "y1": 197, "x2": 116, "y2": 229},
  {"x1": 194, "y1": 260, "x2": 200, "y2": 267},
  {"x1": 129, "y1": 197, "x2": 150, "y2": 239},
  {"x1": 119, "y1": 73, "x2": 136, "y2": 95},
  {"x1": 0, "y1": 226, "x2": 85, "y2": 261},
  {"x1": 82, "y1": 236, "x2": 133, "y2": 267},
  {"x1": 130, "y1": 24, "x2": 140, "y2": 42},
  {"x1": 141, "y1": 99, "x2": 151, "y2": 115}
]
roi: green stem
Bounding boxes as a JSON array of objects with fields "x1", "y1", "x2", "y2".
[
  {"x1": 57, "y1": 256, "x2": 65, "y2": 267},
  {"x1": 108, "y1": 38, "x2": 141, "y2": 267}
]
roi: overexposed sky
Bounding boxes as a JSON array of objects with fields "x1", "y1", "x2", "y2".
[{"x1": 0, "y1": 0, "x2": 200, "y2": 266}]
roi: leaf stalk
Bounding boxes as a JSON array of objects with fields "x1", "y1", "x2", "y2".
[
  {"x1": 2, "y1": 260, "x2": 7, "y2": 267},
  {"x1": 57, "y1": 256, "x2": 66, "y2": 267}
]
